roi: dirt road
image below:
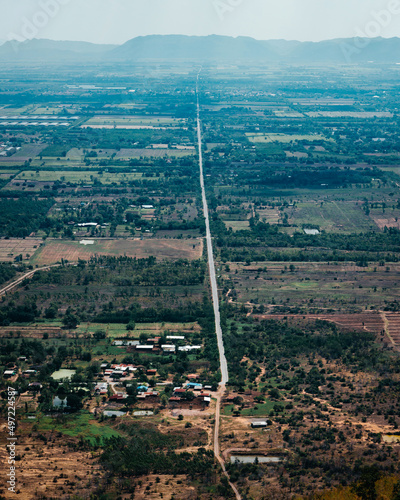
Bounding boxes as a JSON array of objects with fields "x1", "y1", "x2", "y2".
[{"x1": 0, "y1": 264, "x2": 60, "y2": 297}]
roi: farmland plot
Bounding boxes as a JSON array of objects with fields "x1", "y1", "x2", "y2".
[
  {"x1": 31, "y1": 238, "x2": 203, "y2": 265},
  {"x1": 288, "y1": 200, "x2": 375, "y2": 233},
  {"x1": 224, "y1": 261, "x2": 400, "y2": 313},
  {"x1": 0, "y1": 238, "x2": 43, "y2": 262}
]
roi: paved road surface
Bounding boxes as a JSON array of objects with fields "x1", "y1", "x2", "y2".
[
  {"x1": 196, "y1": 74, "x2": 228, "y2": 386},
  {"x1": 196, "y1": 71, "x2": 241, "y2": 500}
]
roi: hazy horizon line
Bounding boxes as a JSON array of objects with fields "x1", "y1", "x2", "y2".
[{"x1": 2, "y1": 33, "x2": 400, "y2": 46}]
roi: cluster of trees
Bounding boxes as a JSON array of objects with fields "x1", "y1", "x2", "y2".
[
  {"x1": 0, "y1": 257, "x2": 209, "y2": 326},
  {"x1": 33, "y1": 256, "x2": 206, "y2": 288},
  {"x1": 101, "y1": 434, "x2": 215, "y2": 476},
  {"x1": 220, "y1": 248, "x2": 400, "y2": 264},
  {"x1": 220, "y1": 219, "x2": 400, "y2": 253},
  {"x1": 0, "y1": 198, "x2": 54, "y2": 237},
  {"x1": 94, "y1": 302, "x2": 205, "y2": 324},
  {"x1": 252, "y1": 166, "x2": 386, "y2": 189},
  {"x1": 156, "y1": 219, "x2": 206, "y2": 234},
  {"x1": 94, "y1": 293, "x2": 214, "y2": 330},
  {"x1": 213, "y1": 217, "x2": 400, "y2": 262},
  {"x1": 0, "y1": 298, "x2": 40, "y2": 325},
  {"x1": 61, "y1": 198, "x2": 129, "y2": 227},
  {"x1": 0, "y1": 338, "x2": 48, "y2": 365},
  {"x1": 223, "y1": 315, "x2": 378, "y2": 390},
  {"x1": 0, "y1": 263, "x2": 16, "y2": 286}
]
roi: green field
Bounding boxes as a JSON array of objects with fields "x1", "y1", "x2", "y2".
[
  {"x1": 223, "y1": 401, "x2": 276, "y2": 416},
  {"x1": 15, "y1": 170, "x2": 142, "y2": 184},
  {"x1": 0, "y1": 170, "x2": 17, "y2": 179},
  {"x1": 223, "y1": 221, "x2": 250, "y2": 231},
  {"x1": 246, "y1": 133, "x2": 331, "y2": 143},
  {"x1": 35, "y1": 412, "x2": 121, "y2": 445},
  {"x1": 82, "y1": 116, "x2": 186, "y2": 127},
  {"x1": 289, "y1": 200, "x2": 375, "y2": 233}
]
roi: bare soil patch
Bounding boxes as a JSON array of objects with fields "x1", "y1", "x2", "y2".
[
  {"x1": 254, "y1": 312, "x2": 384, "y2": 335},
  {"x1": 0, "y1": 437, "x2": 100, "y2": 499},
  {"x1": 372, "y1": 216, "x2": 400, "y2": 230},
  {"x1": 32, "y1": 238, "x2": 203, "y2": 265},
  {"x1": 0, "y1": 238, "x2": 43, "y2": 262}
]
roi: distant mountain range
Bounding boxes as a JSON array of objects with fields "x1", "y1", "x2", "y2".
[
  {"x1": 1, "y1": 35, "x2": 400, "y2": 64},
  {"x1": 0, "y1": 38, "x2": 117, "y2": 62}
]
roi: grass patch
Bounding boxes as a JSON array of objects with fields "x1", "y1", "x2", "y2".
[
  {"x1": 246, "y1": 133, "x2": 331, "y2": 144},
  {"x1": 35, "y1": 411, "x2": 121, "y2": 445},
  {"x1": 223, "y1": 221, "x2": 250, "y2": 231},
  {"x1": 223, "y1": 401, "x2": 276, "y2": 416},
  {"x1": 241, "y1": 401, "x2": 276, "y2": 416},
  {"x1": 15, "y1": 170, "x2": 142, "y2": 184}
]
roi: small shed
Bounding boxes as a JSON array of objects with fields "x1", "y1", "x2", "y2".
[
  {"x1": 162, "y1": 345, "x2": 176, "y2": 353},
  {"x1": 251, "y1": 421, "x2": 268, "y2": 428}
]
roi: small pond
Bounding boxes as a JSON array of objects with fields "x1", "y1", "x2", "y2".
[
  {"x1": 51, "y1": 369, "x2": 76, "y2": 380},
  {"x1": 53, "y1": 396, "x2": 68, "y2": 408},
  {"x1": 383, "y1": 435, "x2": 400, "y2": 443}
]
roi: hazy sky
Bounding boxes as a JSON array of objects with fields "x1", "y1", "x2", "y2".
[{"x1": 2, "y1": 0, "x2": 400, "y2": 44}]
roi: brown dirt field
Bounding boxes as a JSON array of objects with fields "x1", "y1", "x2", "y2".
[
  {"x1": 382, "y1": 312, "x2": 400, "y2": 348},
  {"x1": 372, "y1": 216, "x2": 400, "y2": 230},
  {"x1": 0, "y1": 325, "x2": 62, "y2": 339},
  {"x1": 0, "y1": 436, "x2": 101, "y2": 499},
  {"x1": 131, "y1": 474, "x2": 199, "y2": 500},
  {"x1": 253, "y1": 312, "x2": 384, "y2": 335},
  {"x1": 256, "y1": 208, "x2": 280, "y2": 224},
  {"x1": 219, "y1": 414, "x2": 284, "y2": 460},
  {"x1": 0, "y1": 238, "x2": 43, "y2": 262},
  {"x1": 32, "y1": 238, "x2": 203, "y2": 265}
]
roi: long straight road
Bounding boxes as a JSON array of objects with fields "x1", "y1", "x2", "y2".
[
  {"x1": 196, "y1": 71, "x2": 241, "y2": 500},
  {"x1": 196, "y1": 73, "x2": 228, "y2": 385}
]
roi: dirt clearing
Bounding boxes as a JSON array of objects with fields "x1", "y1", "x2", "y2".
[
  {"x1": 0, "y1": 238, "x2": 43, "y2": 262},
  {"x1": 32, "y1": 238, "x2": 203, "y2": 264}
]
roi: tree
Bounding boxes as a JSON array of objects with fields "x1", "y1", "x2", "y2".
[
  {"x1": 392, "y1": 481, "x2": 400, "y2": 500},
  {"x1": 182, "y1": 391, "x2": 195, "y2": 401},
  {"x1": 269, "y1": 388, "x2": 281, "y2": 400},
  {"x1": 62, "y1": 312, "x2": 79, "y2": 329},
  {"x1": 352, "y1": 465, "x2": 381, "y2": 500},
  {"x1": 45, "y1": 304, "x2": 58, "y2": 319},
  {"x1": 66, "y1": 393, "x2": 83, "y2": 412},
  {"x1": 93, "y1": 330, "x2": 106, "y2": 340}
]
